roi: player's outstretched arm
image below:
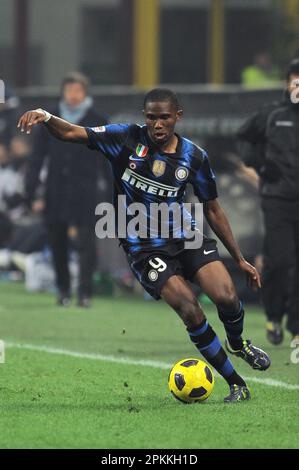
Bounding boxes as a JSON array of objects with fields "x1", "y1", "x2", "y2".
[
  {"x1": 17, "y1": 108, "x2": 88, "y2": 143},
  {"x1": 203, "y1": 198, "x2": 261, "y2": 290}
]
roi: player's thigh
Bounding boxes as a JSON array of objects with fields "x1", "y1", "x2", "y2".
[
  {"x1": 128, "y1": 253, "x2": 181, "y2": 300},
  {"x1": 161, "y1": 275, "x2": 205, "y2": 328},
  {"x1": 193, "y1": 260, "x2": 239, "y2": 309}
]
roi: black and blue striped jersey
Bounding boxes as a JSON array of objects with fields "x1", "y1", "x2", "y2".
[{"x1": 85, "y1": 124, "x2": 217, "y2": 254}]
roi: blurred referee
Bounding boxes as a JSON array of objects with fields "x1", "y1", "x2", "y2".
[
  {"x1": 26, "y1": 72, "x2": 108, "y2": 307},
  {"x1": 237, "y1": 59, "x2": 299, "y2": 344}
]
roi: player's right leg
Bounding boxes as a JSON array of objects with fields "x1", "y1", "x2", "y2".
[
  {"x1": 193, "y1": 261, "x2": 270, "y2": 372},
  {"x1": 160, "y1": 275, "x2": 250, "y2": 403}
]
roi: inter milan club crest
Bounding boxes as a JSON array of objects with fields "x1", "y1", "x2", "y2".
[
  {"x1": 148, "y1": 269, "x2": 158, "y2": 282},
  {"x1": 135, "y1": 143, "x2": 148, "y2": 158},
  {"x1": 152, "y1": 160, "x2": 166, "y2": 177},
  {"x1": 175, "y1": 166, "x2": 189, "y2": 181}
]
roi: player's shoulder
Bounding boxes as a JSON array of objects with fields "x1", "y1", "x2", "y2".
[
  {"x1": 181, "y1": 136, "x2": 208, "y2": 165},
  {"x1": 127, "y1": 123, "x2": 146, "y2": 138},
  {"x1": 89, "y1": 123, "x2": 136, "y2": 135}
]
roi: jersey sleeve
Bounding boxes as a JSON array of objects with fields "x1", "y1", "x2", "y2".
[
  {"x1": 191, "y1": 150, "x2": 218, "y2": 202},
  {"x1": 85, "y1": 124, "x2": 132, "y2": 159}
]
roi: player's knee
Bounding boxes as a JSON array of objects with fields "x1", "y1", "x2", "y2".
[
  {"x1": 214, "y1": 287, "x2": 239, "y2": 312},
  {"x1": 176, "y1": 297, "x2": 204, "y2": 329}
]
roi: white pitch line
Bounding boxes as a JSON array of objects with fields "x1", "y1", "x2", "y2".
[
  {"x1": 6, "y1": 341, "x2": 299, "y2": 391},
  {"x1": 6, "y1": 342, "x2": 172, "y2": 370}
]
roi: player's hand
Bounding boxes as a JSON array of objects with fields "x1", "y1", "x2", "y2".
[
  {"x1": 17, "y1": 109, "x2": 47, "y2": 135},
  {"x1": 238, "y1": 259, "x2": 261, "y2": 290}
]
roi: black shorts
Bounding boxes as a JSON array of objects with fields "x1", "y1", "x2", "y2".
[{"x1": 126, "y1": 238, "x2": 221, "y2": 300}]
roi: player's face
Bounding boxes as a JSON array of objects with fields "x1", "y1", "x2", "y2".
[
  {"x1": 63, "y1": 82, "x2": 87, "y2": 107},
  {"x1": 144, "y1": 101, "x2": 182, "y2": 146}
]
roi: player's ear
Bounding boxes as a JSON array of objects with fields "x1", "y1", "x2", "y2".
[{"x1": 176, "y1": 109, "x2": 183, "y2": 120}]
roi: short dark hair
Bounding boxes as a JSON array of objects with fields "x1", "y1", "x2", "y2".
[
  {"x1": 61, "y1": 71, "x2": 90, "y2": 92},
  {"x1": 286, "y1": 59, "x2": 299, "y2": 81},
  {"x1": 143, "y1": 88, "x2": 180, "y2": 111}
]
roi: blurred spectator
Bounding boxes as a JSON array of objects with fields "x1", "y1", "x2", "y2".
[
  {"x1": 25, "y1": 72, "x2": 109, "y2": 308},
  {"x1": 4, "y1": 136, "x2": 31, "y2": 221},
  {"x1": 241, "y1": 52, "x2": 280, "y2": 89},
  {"x1": 0, "y1": 137, "x2": 30, "y2": 220},
  {"x1": 0, "y1": 135, "x2": 48, "y2": 273},
  {"x1": 0, "y1": 211, "x2": 13, "y2": 248},
  {"x1": 0, "y1": 85, "x2": 20, "y2": 146},
  {"x1": 0, "y1": 143, "x2": 8, "y2": 165},
  {"x1": 0, "y1": 142, "x2": 21, "y2": 216},
  {"x1": 0, "y1": 143, "x2": 9, "y2": 212}
]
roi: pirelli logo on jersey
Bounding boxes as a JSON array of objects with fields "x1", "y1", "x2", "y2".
[{"x1": 121, "y1": 168, "x2": 179, "y2": 197}]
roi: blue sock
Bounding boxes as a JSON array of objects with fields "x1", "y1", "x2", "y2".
[{"x1": 188, "y1": 319, "x2": 246, "y2": 387}]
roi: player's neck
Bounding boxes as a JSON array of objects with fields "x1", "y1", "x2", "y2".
[{"x1": 156, "y1": 134, "x2": 178, "y2": 154}]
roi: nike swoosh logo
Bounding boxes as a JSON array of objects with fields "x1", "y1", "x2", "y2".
[
  {"x1": 204, "y1": 249, "x2": 216, "y2": 255},
  {"x1": 129, "y1": 155, "x2": 145, "y2": 162}
]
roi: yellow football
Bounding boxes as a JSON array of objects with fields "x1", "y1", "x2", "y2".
[{"x1": 168, "y1": 358, "x2": 214, "y2": 403}]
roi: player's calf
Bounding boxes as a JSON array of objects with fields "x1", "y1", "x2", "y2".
[
  {"x1": 217, "y1": 299, "x2": 271, "y2": 371},
  {"x1": 217, "y1": 300, "x2": 245, "y2": 350},
  {"x1": 187, "y1": 319, "x2": 250, "y2": 402}
]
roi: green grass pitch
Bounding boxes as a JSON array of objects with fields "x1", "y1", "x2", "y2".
[{"x1": 0, "y1": 283, "x2": 298, "y2": 449}]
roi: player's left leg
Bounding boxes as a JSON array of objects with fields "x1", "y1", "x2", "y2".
[
  {"x1": 193, "y1": 261, "x2": 271, "y2": 371},
  {"x1": 161, "y1": 275, "x2": 250, "y2": 402},
  {"x1": 127, "y1": 249, "x2": 250, "y2": 401}
]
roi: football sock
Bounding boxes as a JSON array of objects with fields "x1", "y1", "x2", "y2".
[
  {"x1": 188, "y1": 319, "x2": 246, "y2": 387},
  {"x1": 218, "y1": 301, "x2": 244, "y2": 350}
]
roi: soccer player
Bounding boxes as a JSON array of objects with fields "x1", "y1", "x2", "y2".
[{"x1": 17, "y1": 89, "x2": 270, "y2": 402}]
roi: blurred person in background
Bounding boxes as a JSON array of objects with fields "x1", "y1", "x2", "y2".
[
  {"x1": 0, "y1": 85, "x2": 20, "y2": 146},
  {"x1": 0, "y1": 211, "x2": 13, "y2": 249},
  {"x1": 0, "y1": 145, "x2": 11, "y2": 268},
  {"x1": 25, "y1": 72, "x2": 108, "y2": 308},
  {"x1": 0, "y1": 143, "x2": 10, "y2": 211},
  {"x1": 0, "y1": 136, "x2": 47, "y2": 271},
  {"x1": 241, "y1": 52, "x2": 280, "y2": 89},
  {"x1": 237, "y1": 58, "x2": 299, "y2": 345},
  {"x1": 0, "y1": 136, "x2": 31, "y2": 222},
  {"x1": 5, "y1": 136, "x2": 30, "y2": 220}
]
